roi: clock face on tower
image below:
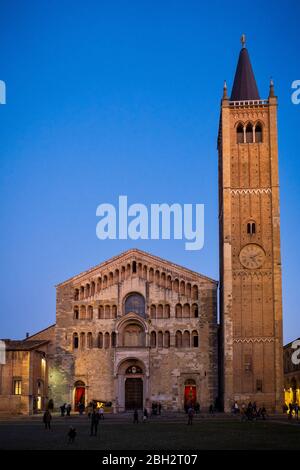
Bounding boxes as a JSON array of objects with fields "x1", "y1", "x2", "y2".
[{"x1": 239, "y1": 244, "x2": 266, "y2": 269}]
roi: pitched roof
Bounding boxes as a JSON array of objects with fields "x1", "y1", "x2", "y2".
[
  {"x1": 1, "y1": 339, "x2": 49, "y2": 351},
  {"x1": 230, "y1": 47, "x2": 260, "y2": 101}
]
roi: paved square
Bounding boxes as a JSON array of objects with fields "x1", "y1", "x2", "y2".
[{"x1": 0, "y1": 414, "x2": 299, "y2": 450}]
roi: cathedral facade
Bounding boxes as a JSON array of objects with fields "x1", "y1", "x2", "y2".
[{"x1": 51, "y1": 249, "x2": 218, "y2": 412}]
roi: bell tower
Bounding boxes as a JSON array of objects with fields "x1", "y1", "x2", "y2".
[{"x1": 218, "y1": 37, "x2": 283, "y2": 412}]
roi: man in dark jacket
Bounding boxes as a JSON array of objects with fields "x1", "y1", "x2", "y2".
[
  {"x1": 43, "y1": 410, "x2": 52, "y2": 430},
  {"x1": 90, "y1": 409, "x2": 100, "y2": 436}
]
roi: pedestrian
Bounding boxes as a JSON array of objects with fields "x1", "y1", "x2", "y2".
[
  {"x1": 90, "y1": 409, "x2": 100, "y2": 436},
  {"x1": 67, "y1": 426, "x2": 77, "y2": 444},
  {"x1": 60, "y1": 403, "x2": 66, "y2": 417},
  {"x1": 87, "y1": 402, "x2": 93, "y2": 418},
  {"x1": 43, "y1": 409, "x2": 52, "y2": 430},
  {"x1": 234, "y1": 401, "x2": 239, "y2": 414},
  {"x1": 79, "y1": 402, "x2": 85, "y2": 415},
  {"x1": 187, "y1": 406, "x2": 194, "y2": 425},
  {"x1": 158, "y1": 403, "x2": 162, "y2": 415},
  {"x1": 143, "y1": 408, "x2": 148, "y2": 423},
  {"x1": 47, "y1": 399, "x2": 54, "y2": 412},
  {"x1": 133, "y1": 409, "x2": 139, "y2": 424},
  {"x1": 66, "y1": 404, "x2": 71, "y2": 416},
  {"x1": 209, "y1": 404, "x2": 214, "y2": 415},
  {"x1": 261, "y1": 406, "x2": 267, "y2": 420},
  {"x1": 98, "y1": 407, "x2": 104, "y2": 420},
  {"x1": 288, "y1": 403, "x2": 293, "y2": 420}
]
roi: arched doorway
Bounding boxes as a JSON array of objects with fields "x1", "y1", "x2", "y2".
[
  {"x1": 184, "y1": 379, "x2": 197, "y2": 409},
  {"x1": 74, "y1": 380, "x2": 85, "y2": 411},
  {"x1": 125, "y1": 365, "x2": 143, "y2": 410}
]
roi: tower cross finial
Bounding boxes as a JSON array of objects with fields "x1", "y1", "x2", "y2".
[{"x1": 241, "y1": 34, "x2": 246, "y2": 48}]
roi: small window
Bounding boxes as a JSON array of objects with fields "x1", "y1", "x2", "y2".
[
  {"x1": 73, "y1": 333, "x2": 79, "y2": 349},
  {"x1": 87, "y1": 332, "x2": 93, "y2": 349},
  {"x1": 192, "y1": 331, "x2": 199, "y2": 347},
  {"x1": 244, "y1": 355, "x2": 252, "y2": 372},
  {"x1": 74, "y1": 307, "x2": 79, "y2": 320},
  {"x1": 111, "y1": 332, "x2": 116, "y2": 347},
  {"x1": 256, "y1": 379, "x2": 263, "y2": 392},
  {"x1": 150, "y1": 331, "x2": 156, "y2": 348},
  {"x1": 237, "y1": 124, "x2": 244, "y2": 143},
  {"x1": 255, "y1": 124, "x2": 263, "y2": 143},
  {"x1": 247, "y1": 221, "x2": 256, "y2": 235},
  {"x1": 132, "y1": 261, "x2": 137, "y2": 273},
  {"x1": 246, "y1": 123, "x2": 253, "y2": 143},
  {"x1": 13, "y1": 379, "x2": 22, "y2": 395}
]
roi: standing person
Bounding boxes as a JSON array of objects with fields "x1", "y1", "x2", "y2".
[
  {"x1": 288, "y1": 403, "x2": 293, "y2": 420},
  {"x1": 261, "y1": 406, "x2": 267, "y2": 420},
  {"x1": 187, "y1": 406, "x2": 194, "y2": 425},
  {"x1": 234, "y1": 401, "x2": 239, "y2": 414},
  {"x1": 66, "y1": 404, "x2": 71, "y2": 416},
  {"x1": 67, "y1": 426, "x2": 77, "y2": 444},
  {"x1": 90, "y1": 410, "x2": 100, "y2": 436},
  {"x1": 209, "y1": 404, "x2": 214, "y2": 415},
  {"x1": 158, "y1": 403, "x2": 162, "y2": 415},
  {"x1": 48, "y1": 399, "x2": 54, "y2": 412},
  {"x1": 294, "y1": 403, "x2": 299, "y2": 421},
  {"x1": 133, "y1": 409, "x2": 139, "y2": 424},
  {"x1": 60, "y1": 404, "x2": 65, "y2": 417},
  {"x1": 143, "y1": 408, "x2": 148, "y2": 423},
  {"x1": 79, "y1": 402, "x2": 85, "y2": 415},
  {"x1": 98, "y1": 407, "x2": 104, "y2": 420},
  {"x1": 43, "y1": 409, "x2": 52, "y2": 430}
]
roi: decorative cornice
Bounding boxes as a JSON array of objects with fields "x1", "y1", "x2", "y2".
[
  {"x1": 230, "y1": 188, "x2": 272, "y2": 195},
  {"x1": 233, "y1": 270, "x2": 272, "y2": 278},
  {"x1": 233, "y1": 337, "x2": 275, "y2": 344}
]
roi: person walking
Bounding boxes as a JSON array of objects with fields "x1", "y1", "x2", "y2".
[
  {"x1": 187, "y1": 406, "x2": 194, "y2": 425},
  {"x1": 294, "y1": 403, "x2": 299, "y2": 421},
  {"x1": 133, "y1": 409, "x2": 139, "y2": 424},
  {"x1": 143, "y1": 408, "x2": 148, "y2": 423},
  {"x1": 98, "y1": 407, "x2": 104, "y2": 420},
  {"x1": 78, "y1": 402, "x2": 85, "y2": 415},
  {"x1": 67, "y1": 426, "x2": 77, "y2": 444},
  {"x1": 43, "y1": 409, "x2": 52, "y2": 430},
  {"x1": 66, "y1": 404, "x2": 71, "y2": 416},
  {"x1": 288, "y1": 403, "x2": 293, "y2": 420},
  {"x1": 60, "y1": 403, "x2": 66, "y2": 417},
  {"x1": 90, "y1": 409, "x2": 100, "y2": 436}
]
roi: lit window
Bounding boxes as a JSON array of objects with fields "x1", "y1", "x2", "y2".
[{"x1": 13, "y1": 379, "x2": 22, "y2": 395}]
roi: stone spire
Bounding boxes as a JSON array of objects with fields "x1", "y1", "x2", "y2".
[{"x1": 230, "y1": 35, "x2": 260, "y2": 101}]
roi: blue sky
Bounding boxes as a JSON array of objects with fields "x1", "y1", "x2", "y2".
[{"x1": 0, "y1": 0, "x2": 299, "y2": 342}]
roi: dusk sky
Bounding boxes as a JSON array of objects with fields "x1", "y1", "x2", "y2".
[{"x1": 0, "y1": 0, "x2": 299, "y2": 343}]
